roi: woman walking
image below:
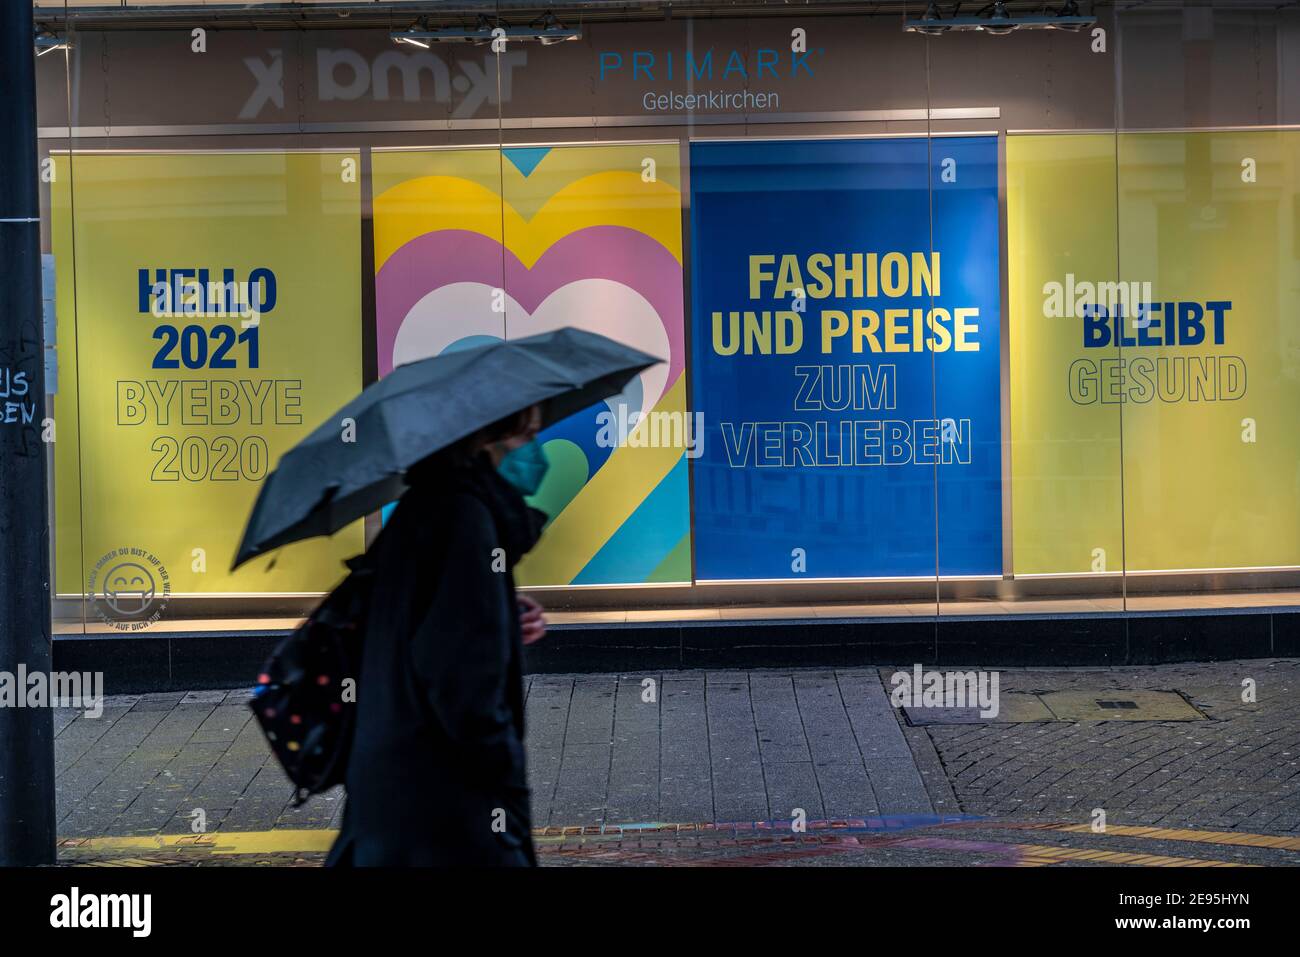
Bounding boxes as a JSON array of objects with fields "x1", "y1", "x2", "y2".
[{"x1": 326, "y1": 406, "x2": 549, "y2": 867}]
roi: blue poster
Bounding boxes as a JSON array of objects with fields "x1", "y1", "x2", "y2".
[{"x1": 688, "y1": 136, "x2": 1002, "y2": 580}]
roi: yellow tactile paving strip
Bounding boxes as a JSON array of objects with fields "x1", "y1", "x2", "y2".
[
  {"x1": 1007, "y1": 843, "x2": 1256, "y2": 867},
  {"x1": 57, "y1": 820, "x2": 1295, "y2": 866},
  {"x1": 60, "y1": 831, "x2": 337, "y2": 855},
  {"x1": 1007, "y1": 822, "x2": 1300, "y2": 851}
]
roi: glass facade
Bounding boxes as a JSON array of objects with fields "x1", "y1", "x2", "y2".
[{"x1": 30, "y1": 1, "x2": 1300, "y2": 636}]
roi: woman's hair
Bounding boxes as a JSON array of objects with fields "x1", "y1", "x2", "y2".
[{"x1": 479, "y1": 407, "x2": 537, "y2": 445}]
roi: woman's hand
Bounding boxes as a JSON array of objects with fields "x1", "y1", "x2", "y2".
[{"x1": 518, "y1": 594, "x2": 547, "y2": 645}]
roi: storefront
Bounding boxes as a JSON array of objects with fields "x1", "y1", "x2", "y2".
[{"x1": 30, "y1": 1, "x2": 1300, "y2": 650}]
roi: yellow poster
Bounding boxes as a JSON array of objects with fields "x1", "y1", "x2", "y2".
[
  {"x1": 1008, "y1": 131, "x2": 1300, "y2": 574},
  {"x1": 51, "y1": 151, "x2": 364, "y2": 607}
]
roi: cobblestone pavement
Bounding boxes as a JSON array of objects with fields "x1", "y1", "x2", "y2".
[
  {"x1": 915, "y1": 659, "x2": 1300, "y2": 833},
  {"x1": 51, "y1": 658, "x2": 1300, "y2": 866}
]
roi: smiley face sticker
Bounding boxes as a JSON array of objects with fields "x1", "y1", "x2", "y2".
[
  {"x1": 103, "y1": 562, "x2": 155, "y2": 617},
  {"x1": 87, "y1": 548, "x2": 171, "y2": 631}
]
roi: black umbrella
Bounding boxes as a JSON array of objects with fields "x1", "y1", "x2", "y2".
[{"x1": 232, "y1": 328, "x2": 660, "y2": 569}]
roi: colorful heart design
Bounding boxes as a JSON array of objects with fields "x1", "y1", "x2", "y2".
[
  {"x1": 371, "y1": 149, "x2": 691, "y2": 585},
  {"x1": 376, "y1": 227, "x2": 684, "y2": 405}
]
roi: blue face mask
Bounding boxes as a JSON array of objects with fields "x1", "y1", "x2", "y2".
[{"x1": 497, "y1": 440, "x2": 550, "y2": 497}]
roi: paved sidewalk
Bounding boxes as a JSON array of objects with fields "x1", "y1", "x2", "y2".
[
  {"x1": 51, "y1": 658, "x2": 1300, "y2": 866},
  {"x1": 922, "y1": 660, "x2": 1300, "y2": 833}
]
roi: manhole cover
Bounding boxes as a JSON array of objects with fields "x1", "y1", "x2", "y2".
[
  {"x1": 1040, "y1": 690, "x2": 1206, "y2": 721},
  {"x1": 898, "y1": 690, "x2": 1206, "y2": 724}
]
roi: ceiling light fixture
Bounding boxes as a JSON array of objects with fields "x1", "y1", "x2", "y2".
[
  {"x1": 535, "y1": 13, "x2": 576, "y2": 46},
  {"x1": 393, "y1": 19, "x2": 432, "y2": 48},
  {"x1": 34, "y1": 28, "x2": 68, "y2": 57},
  {"x1": 903, "y1": 1, "x2": 1096, "y2": 36},
  {"x1": 909, "y1": 2, "x2": 947, "y2": 37},
  {"x1": 980, "y1": 2, "x2": 1015, "y2": 36},
  {"x1": 1048, "y1": 1, "x2": 1091, "y2": 32},
  {"x1": 389, "y1": 13, "x2": 580, "y2": 47}
]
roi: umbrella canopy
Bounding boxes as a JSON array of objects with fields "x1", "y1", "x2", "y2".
[{"x1": 232, "y1": 328, "x2": 660, "y2": 569}]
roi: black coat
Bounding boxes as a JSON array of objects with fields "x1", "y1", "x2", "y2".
[{"x1": 327, "y1": 453, "x2": 545, "y2": 867}]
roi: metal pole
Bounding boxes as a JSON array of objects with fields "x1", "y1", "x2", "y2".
[{"x1": 0, "y1": 0, "x2": 57, "y2": 866}]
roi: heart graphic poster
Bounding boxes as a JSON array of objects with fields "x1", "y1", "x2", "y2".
[{"x1": 372, "y1": 144, "x2": 691, "y2": 586}]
